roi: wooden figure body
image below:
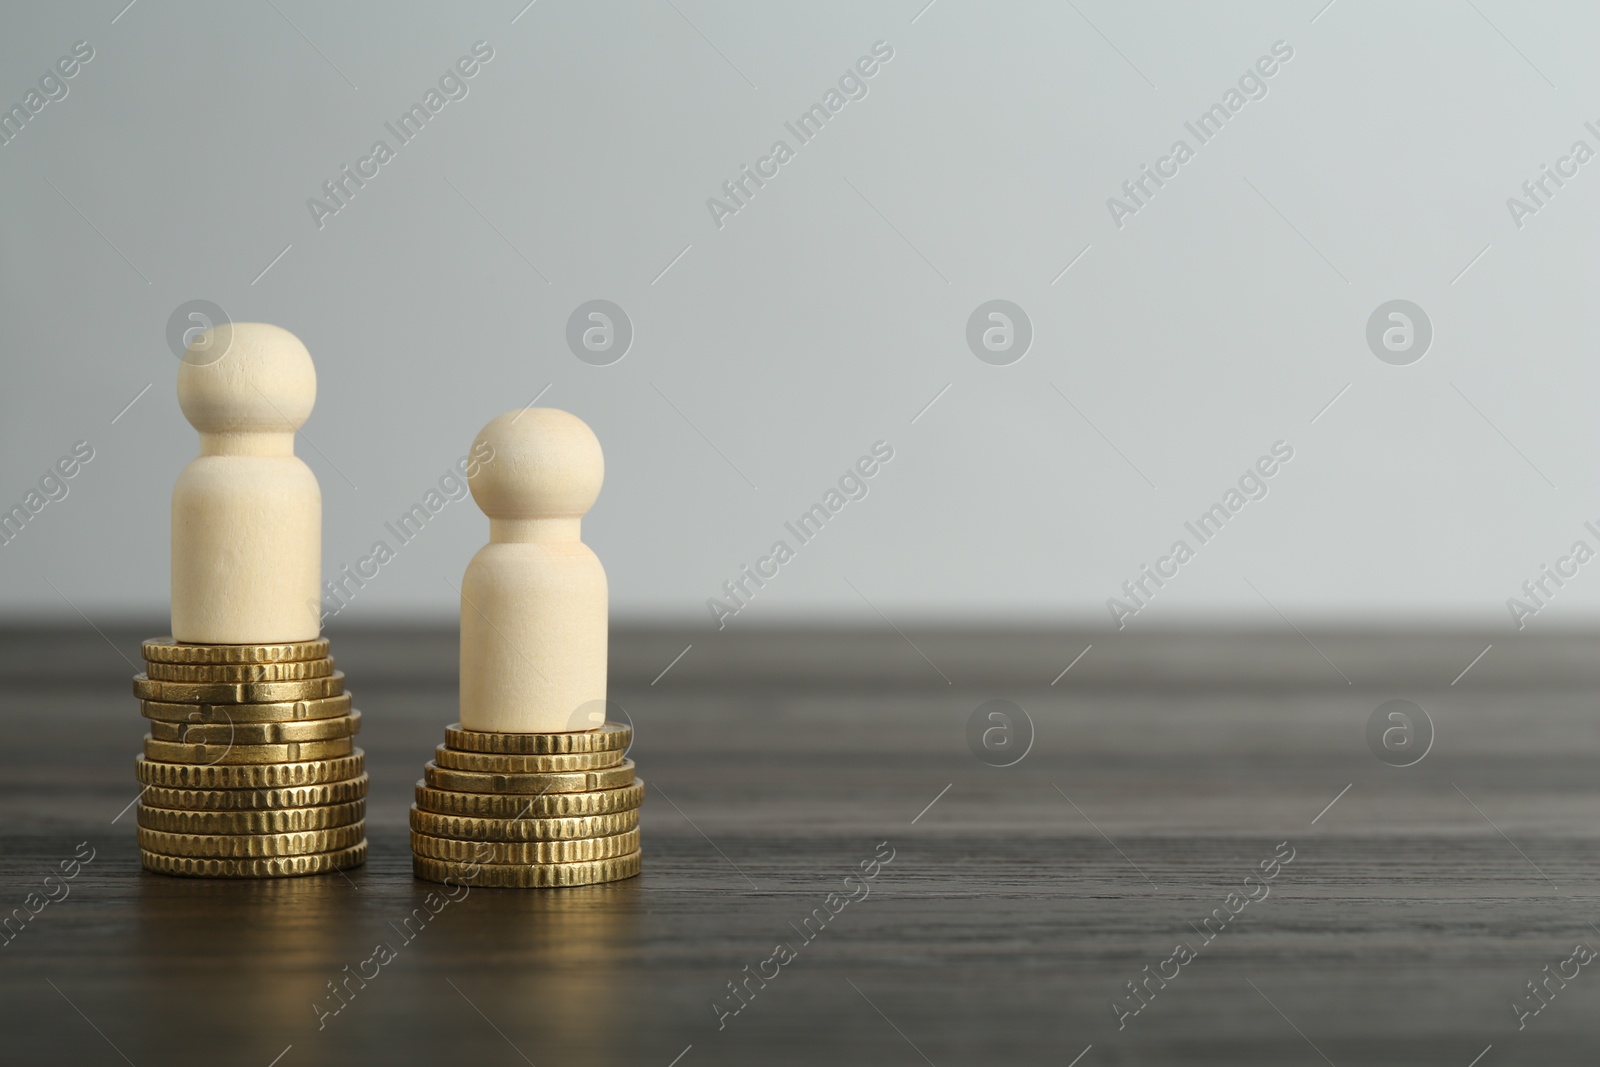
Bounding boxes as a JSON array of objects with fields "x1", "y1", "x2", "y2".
[
  {"x1": 459, "y1": 409, "x2": 607, "y2": 732},
  {"x1": 171, "y1": 323, "x2": 321, "y2": 643}
]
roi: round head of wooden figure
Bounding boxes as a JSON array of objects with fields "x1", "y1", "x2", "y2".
[
  {"x1": 469, "y1": 409, "x2": 604, "y2": 540},
  {"x1": 177, "y1": 323, "x2": 316, "y2": 438}
]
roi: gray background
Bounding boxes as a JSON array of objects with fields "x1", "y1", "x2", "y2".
[{"x1": 2, "y1": 0, "x2": 1595, "y2": 632}]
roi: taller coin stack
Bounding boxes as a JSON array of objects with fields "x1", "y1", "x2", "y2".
[
  {"x1": 411, "y1": 721, "x2": 642, "y2": 887},
  {"x1": 133, "y1": 636, "x2": 368, "y2": 878}
]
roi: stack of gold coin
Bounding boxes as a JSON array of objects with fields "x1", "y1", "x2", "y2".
[
  {"x1": 132, "y1": 637, "x2": 368, "y2": 878},
  {"x1": 410, "y1": 722, "x2": 641, "y2": 887}
]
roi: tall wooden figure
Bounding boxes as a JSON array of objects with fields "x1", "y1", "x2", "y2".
[
  {"x1": 133, "y1": 322, "x2": 368, "y2": 880},
  {"x1": 411, "y1": 408, "x2": 642, "y2": 889},
  {"x1": 172, "y1": 322, "x2": 321, "y2": 643}
]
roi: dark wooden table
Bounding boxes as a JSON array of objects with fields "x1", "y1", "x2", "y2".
[{"x1": 2, "y1": 624, "x2": 1597, "y2": 1065}]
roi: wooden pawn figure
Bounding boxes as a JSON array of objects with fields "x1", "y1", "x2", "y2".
[
  {"x1": 171, "y1": 323, "x2": 321, "y2": 643},
  {"x1": 460, "y1": 409, "x2": 607, "y2": 733}
]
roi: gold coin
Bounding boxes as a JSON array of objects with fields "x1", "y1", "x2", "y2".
[
  {"x1": 139, "y1": 823, "x2": 365, "y2": 858},
  {"x1": 410, "y1": 807, "x2": 638, "y2": 842},
  {"x1": 432, "y1": 745, "x2": 622, "y2": 774},
  {"x1": 138, "y1": 800, "x2": 365, "y2": 835},
  {"x1": 423, "y1": 760, "x2": 635, "y2": 795},
  {"x1": 144, "y1": 658, "x2": 334, "y2": 682},
  {"x1": 140, "y1": 693, "x2": 353, "y2": 724},
  {"x1": 413, "y1": 850, "x2": 641, "y2": 888},
  {"x1": 144, "y1": 736, "x2": 353, "y2": 765},
  {"x1": 140, "y1": 775, "x2": 368, "y2": 811},
  {"x1": 136, "y1": 751, "x2": 364, "y2": 789},
  {"x1": 414, "y1": 781, "x2": 644, "y2": 819},
  {"x1": 141, "y1": 842, "x2": 366, "y2": 878},
  {"x1": 141, "y1": 636, "x2": 330, "y2": 665},
  {"x1": 443, "y1": 722, "x2": 631, "y2": 755},
  {"x1": 412, "y1": 828, "x2": 638, "y2": 865},
  {"x1": 149, "y1": 710, "x2": 361, "y2": 745},
  {"x1": 132, "y1": 671, "x2": 345, "y2": 704}
]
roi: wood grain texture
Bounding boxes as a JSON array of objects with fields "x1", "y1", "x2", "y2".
[{"x1": 0, "y1": 624, "x2": 1596, "y2": 1065}]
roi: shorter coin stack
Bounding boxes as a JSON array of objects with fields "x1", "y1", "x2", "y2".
[
  {"x1": 133, "y1": 636, "x2": 368, "y2": 878},
  {"x1": 411, "y1": 722, "x2": 642, "y2": 888}
]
